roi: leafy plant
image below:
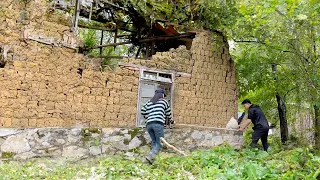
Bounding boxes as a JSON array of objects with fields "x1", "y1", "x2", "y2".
[{"x1": 0, "y1": 145, "x2": 319, "y2": 179}]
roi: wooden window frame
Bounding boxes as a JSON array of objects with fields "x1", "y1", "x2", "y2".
[{"x1": 136, "y1": 68, "x2": 175, "y2": 127}]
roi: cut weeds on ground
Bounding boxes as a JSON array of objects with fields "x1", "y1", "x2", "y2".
[{"x1": 0, "y1": 144, "x2": 319, "y2": 180}]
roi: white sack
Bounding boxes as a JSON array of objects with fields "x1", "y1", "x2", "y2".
[{"x1": 226, "y1": 117, "x2": 239, "y2": 129}]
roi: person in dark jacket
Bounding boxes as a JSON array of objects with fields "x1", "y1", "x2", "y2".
[
  {"x1": 141, "y1": 88, "x2": 174, "y2": 164},
  {"x1": 239, "y1": 99, "x2": 270, "y2": 151}
]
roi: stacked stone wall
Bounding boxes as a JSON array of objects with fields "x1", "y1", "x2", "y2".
[
  {"x1": 0, "y1": 127, "x2": 243, "y2": 160},
  {"x1": 0, "y1": 0, "x2": 237, "y2": 128}
]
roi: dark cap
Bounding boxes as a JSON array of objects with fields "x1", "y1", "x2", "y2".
[
  {"x1": 241, "y1": 99, "x2": 252, "y2": 105},
  {"x1": 155, "y1": 88, "x2": 166, "y2": 97}
]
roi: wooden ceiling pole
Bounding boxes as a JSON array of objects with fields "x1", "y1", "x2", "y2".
[
  {"x1": 114, "y1": 23, "x2": 118, "y2": 50},
  {"x1": 100, "y1": 30, "x2": 104, "y2": 55},
  {"x1": 89, "y1": 2, "x2": 93, "y2": 21},
  {"x1": 78, "y1": 24, "x2": 113, "y2": 31},
  {"x1": 139, "y1": 33, "x2": 195, "y2": 43},
  {"x1": 86, "y1": 41, "x2": 133, "y2": 50},
  {"x1": 145, "y1": 43, "x2": 149, "y2": 58},
  {"x1": 86, "y1": 33, "x2": 195, "y2": 50},
  {"x1": 151, "y1": 41, "x2": 155, "y2": 55},
  {"x1": 72, "y1": 0, "x2": 81, "y2": 32},
  {"x1": 136, "y1": 45, "x2": 142, "y2": 58}
]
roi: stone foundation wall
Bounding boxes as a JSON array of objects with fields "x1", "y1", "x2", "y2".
[
  {"x1": 0, "y1": 127, "x2": 243, "y2": 160},
  {"x1": 0, "y1": 0, "x2": 238, "y2": 128}
]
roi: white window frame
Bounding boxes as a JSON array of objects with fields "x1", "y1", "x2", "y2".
[{"x1": 136, "y1": 68, "x2": 175, "y2": 127}]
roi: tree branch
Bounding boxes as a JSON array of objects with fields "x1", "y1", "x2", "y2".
[
  {"x1": 287, "y1": 41, "x2": 311, "y2": 63},
  {"x1": 160, "y1": 137, "x2": 187, "y2": 156},
  {"x1": 284, "y1": 87, "x2": 297, "y2": 100},
  {"x1": 233, "y1": 39, "x2": 266, "y2": 45}
]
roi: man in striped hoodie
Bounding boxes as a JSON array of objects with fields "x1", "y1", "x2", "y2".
[{"x1": 141, "y1": 88, "x2": 173, "y2": 164}]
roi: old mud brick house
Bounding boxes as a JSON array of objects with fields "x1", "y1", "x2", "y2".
[{"x1": 0, "y1": 0, "x2": 241, "y2": 159}]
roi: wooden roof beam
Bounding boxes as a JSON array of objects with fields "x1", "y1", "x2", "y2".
[
  {"x1": 167, "y1": 25, "x2": 180, "y2": 35},
  {"x1": 155, "y1": 22, "x2": 174, "y2": 36},
  {"x1": 86, "y1": 41, "x2": 132, "y2": 50},
  {"x1": 139, "y1": 33, "x2": 195, "y2": 43},
  {"x1": 86, "y1": 33, "x2": 195, "y2": 50},
  {"x1": 78, "y1": 24, "x2": 136, "y2": 33}
]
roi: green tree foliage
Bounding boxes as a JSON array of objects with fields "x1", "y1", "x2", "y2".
[
  {"x1": 231, "y1": 0, "x2": 320, "y2": 147},
  {"x1": 124, "y1": 0, "x2": 239, "y2": 32},
  {"x1": 233, "y1": 0, "x2": 320, "y2": 101}
]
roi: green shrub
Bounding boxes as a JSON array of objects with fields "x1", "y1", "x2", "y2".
[{"x1": 0, "y1": 145, "x2": 319, "y2": 179}]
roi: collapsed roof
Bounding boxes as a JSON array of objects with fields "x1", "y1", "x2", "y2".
[{"x1": 51, "y1": 0, "x2": 196, "y2": 58}]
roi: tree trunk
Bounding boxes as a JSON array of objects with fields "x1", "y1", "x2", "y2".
[
  {"x1": 276, "y1": 93, "x2": 288, "y2": 144},
  {"x1": 272, "y1": 64, "x2": 289, "y2": 144},
  {"x1": 314, "y1": 105, "x2": 320, "y2": 149}
]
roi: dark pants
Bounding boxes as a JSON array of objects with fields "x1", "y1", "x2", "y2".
[
  {"x1": 146, "y1": 123, "x2": 164, "y2": 157},
  {"x1": 251, "y1": 128, "x2": 269, "y2": 151}
]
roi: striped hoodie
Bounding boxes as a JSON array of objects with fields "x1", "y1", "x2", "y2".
[{"x1": 141, "y1": 99, "x2": 172, "y2": 124}]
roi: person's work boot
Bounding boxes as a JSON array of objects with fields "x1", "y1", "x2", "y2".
[{"x1": 146, "y1": 154, "x2": 154, "y2": 165}]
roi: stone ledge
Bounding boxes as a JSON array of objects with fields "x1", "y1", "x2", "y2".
[
  {"x1": 174, "y1": 124, "x2": 242, "y2": 133},
  {"x1": 0, "y1": 127, "x2": 242, "y2": 160}
]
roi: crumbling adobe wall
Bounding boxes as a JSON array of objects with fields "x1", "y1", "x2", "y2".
[
  {"x1": 0, "y1": 0, "x2": 139, "y2": 128},
  {"x1": 126, "y1": 32, "x2": 238, "y2": 127},
  {"x1": 0, "y1": 0, "x2": 237, "y2": 128}
]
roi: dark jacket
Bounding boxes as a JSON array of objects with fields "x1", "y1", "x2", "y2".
[{"x1": 248, "y1": 105, "x2": 269, "y2": 130}]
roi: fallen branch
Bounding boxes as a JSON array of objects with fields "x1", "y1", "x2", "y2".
[{"x1": 160, "y1": 137, "x2": 187, "y2": 156}]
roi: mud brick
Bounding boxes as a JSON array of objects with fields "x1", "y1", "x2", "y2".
[{"x1": 0, "y1": 20, "x2": 237, "y2": 128}]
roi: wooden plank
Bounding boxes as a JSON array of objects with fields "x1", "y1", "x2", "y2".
[
  {"x1": 136, "y1": 66, "x2": 144, "y2": 127},
  {"x1": 155, "y1": 22, "x2": 174, "y2": 36},
  {"x1": 167, "y1": 25, "x2": 180, "y2": 35},
  {"x1": 87, "y1": 33, "x2": 195, "y2": 50},
  {"x1": 116, "y1": 34, "x2": 131, "y2": 38},
  {"x1": 174, "y1": 123, "x2": 239, "y2": 131},
  {"x1": 89, "y1": 55, "x2": 128, "y2": 59},
  {"x1": 118, "y1": 62, "x2": 191, "y2": 77},
  {"x1": 170, "y1": 72, "x2": 175, "y2": 123},
  {"x1": 179, "y1": 38, "x2": 193, "y2": 42},
  {"x1": 139, "y1": 33, "x2": 195, "y2": 43},
  {"x1": 151, "y1": 41, "x2": 155, "y2": 55},
  {"x1": 25, "y1": 37, "x2": 77, "y2": 50},
  {"x1": 136, "y1": 45, "x2": 142, "y2": 58},
  {"x1": 89, "y1": 3, "x2": 93, "y2": 21},
  {"x1": 87, "y1": 41, "x2": 132, "y2": 50},
  {"x1": 72, "y1": 0, "x2": 80, "y2": 31},
  {"x1": 52, "y1": 3, "x2": 136, "y2": 32},
  {"x1": 145, "y1": 43, "x2": 149, "y2": 58},
  {"x1": 78, "y1": 23, "x2": 135, "y2": 33},
  {"x1": 78, "y1": 24, "x2": 114, "y2": 31}
]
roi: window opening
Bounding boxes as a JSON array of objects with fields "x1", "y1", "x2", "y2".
[{"x1": 137, "y1": 69, "x2": 174, "y2": 127}]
